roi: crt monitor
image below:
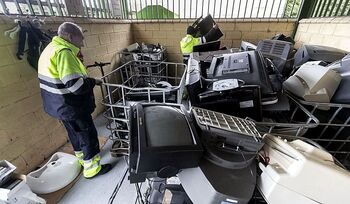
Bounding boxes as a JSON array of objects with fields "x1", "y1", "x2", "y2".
[{"x1": 128, "y1": 103, "x2": 203, "y2": 183}]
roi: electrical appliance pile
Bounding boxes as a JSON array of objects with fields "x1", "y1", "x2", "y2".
[{"x1": 101, "y1": 15, "x2": 350, "y2": 204}]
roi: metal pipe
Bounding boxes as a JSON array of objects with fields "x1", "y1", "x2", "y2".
[
  {"x1": 156, "y1": 0, "x2": 159, "y2": 20},
  {"x1": 128, "y1": 0, "x2": 132, "y2": 19},
  {"x1": 250, "y1": 0, "x2": 255, "y2": 18},
  {"x1": 334, "y1": 0, "x2": 344, "y2": 16},
  {"x1": 88, "y1": 0, "x2": 94, "y2": 17},
  {"x1": 0, "y1": 0, "x2": 8, "y2": 14},
  {"x1": 295, "y1": 0, "x2": 305, "y2": 19},
  {"x1": 321, "y1": 0, "x2": 332, "y2": 17},
  {"x1": 101, "y1": 0, "x2": 107, "y2": 18},
  {"x1": 341, "y1": 0, "x2": 350, "y2": 15},
  {"x1": 231, "y1": 0, "x2": 236, "y2": 18},
  {"x1": 178, "y1": 0, "x2": 180, "y2": 19},
  {"x1": 290, "y1": 0, "x2": 297, "y2": 18},
  {"x1": 207, "y1": 0, "x2": 210, "y2": 17},
  {"x1": 45, "y1": 0, "x2": 55, "y2": 15},
  {"x1": 135, "y1": 0, "x2": 138, "y2": 19},
  {"x1": 14, "y1": 0, "x2": 23, "y2": 15},
  {"x1": 329, "y1": 0, "x2": 339, "y2": 16},
  {"x1": 318, "y1": 0, "x2": 328, "y2": 17},
  {"x1": 257, "y1": 0, "x2": 262, "y2": 18},
  {"x1": 36, "y1": 0, "x2": 45, "y2": 15},
  {"x1": 184, "y1": 0, "x2": 186, "y2": 18},
  {"x1": 213, "y1": 0, "x2": 217, "y2": 18},
  {"x1": 190, "y1": 0, "x2": 192, "y2": 18},
  {"x1": 97, "y1": 0, "x2": 103, "y2": 18},
  {"x1": 106, "y1": 0, "x2": 111, "y2": 18},
  {"x1": 263, "y1": 0, "x2": 269, "y2": 18},
  {"x1": 150, "y1": 0, "x2": 153, "y2": 19},
  {"x1": 82, "y1": 0, "x2": 89, "y2": 17},
  {"x1": 269, "y1": 0, "x2": 275, "y2": 18},
  {"x1": 225, "y1": 0, "x2": 229, "y2": 18},
  {"x1": 276, "y1": 0, "x2": 282, "y2": 18},
  {"x1": 244, "y1": 0, "x2": 248, "y2": 18},
  {"x1": 25, "y1": 0, "x2": 35, "y2": 15},
  {"x1": 238, "y1": 0, "x2": 241, "y2": 18}
]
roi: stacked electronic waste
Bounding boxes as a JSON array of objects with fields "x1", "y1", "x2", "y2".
[
  {"x1": 0, "y1": 160, "x2": 45, "y2": 204},
  {"x1": 99, "y1": 16, "x2": 350, "y2": 204}
]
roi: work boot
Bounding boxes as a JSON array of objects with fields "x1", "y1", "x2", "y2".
[{"x1": 86, "y1": 164, "x2": 112, "y2": 179}]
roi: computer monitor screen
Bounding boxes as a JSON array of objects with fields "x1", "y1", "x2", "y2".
[{"x1": 144, "y1": 106, "x2": 194, "y2": 147}]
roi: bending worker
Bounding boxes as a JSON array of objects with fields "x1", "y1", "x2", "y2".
[
  {"x1": 38, "y1": 22, "x2": 112, "y2": 179},
  {"x1": 180, "y1": 23, "x2": 222, "y2": 64}
]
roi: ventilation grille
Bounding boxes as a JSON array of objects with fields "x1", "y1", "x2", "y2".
[
  {"x1": 260, "y1": 41, "x2": 273, "y2": 54},
  {"x1": 192, "y1": 107, "x2": 261, "y2": 139},
  {"x1": 272, "y1": 43, "x2": 287, "y2": 56},
  {"x1": 257, "y1": 40, "x2": 292, "y2": 61}
]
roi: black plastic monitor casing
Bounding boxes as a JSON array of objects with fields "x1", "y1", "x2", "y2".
[
  {"x1": 128, "y1": 103, "x2": 203, "y2": 183},
  {"x1": 206, "y1": 50, "x2": 277, "y2": 104}
]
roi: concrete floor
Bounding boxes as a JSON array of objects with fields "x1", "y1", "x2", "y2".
[{"x1": 59, "y1": 114, "x2": 140, "y2": 204}]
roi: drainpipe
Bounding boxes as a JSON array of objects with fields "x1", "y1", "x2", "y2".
[{"x1": 292, "y1": 0, "x2": 318, "y2": 39}]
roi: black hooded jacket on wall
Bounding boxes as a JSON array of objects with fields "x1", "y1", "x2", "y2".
[{"x1": 16, "y1": 21, "x2": 52, "y2": 70}]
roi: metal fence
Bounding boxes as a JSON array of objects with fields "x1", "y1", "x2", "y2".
[
  {"x1": 0, "y1": 0, "x2": 114, "y2": 18},
  {"x1": 120, "y1": 0, "x2": 304, "y2": 20},
  {"x1": 1, "y1": 0, "x2": 350, "y2": 20},
  {"x1": 310, "y1": 0, "x2": 350, "y2": 17},
  {"x1": 0, "y1": 0, "x2": 304, "y2": 19}
]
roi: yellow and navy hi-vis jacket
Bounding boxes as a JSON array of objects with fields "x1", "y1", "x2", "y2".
[
  {"x1": 180, "y1": 34, "x2": 204, "y2": 55},
  {"x1": 38, "y1": 36, "x2": 96, "y2": 120}
]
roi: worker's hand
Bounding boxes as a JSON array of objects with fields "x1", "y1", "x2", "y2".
[{"x1": 95, "y1": 78, "x2": 103, "y2": 86}]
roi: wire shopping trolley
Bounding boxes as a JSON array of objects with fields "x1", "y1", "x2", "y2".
[
  {"x1": 296, "y1": 100, "x2": 350, "y2": 170},
  {"x1": 119, "y1": 45, "x2": 167, "y2": 64},
  {"x1": 251, "y1": 94, "x2": 319, "y2": 137},
  {"x1": 100, "y1": 60, "x2": 187, "y2": 156}
]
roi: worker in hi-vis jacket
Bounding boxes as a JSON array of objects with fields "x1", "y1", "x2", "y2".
[
  {"x1": 38, "y1": 22, "x2": 112, "y2": 179},
  {"x1": 180, "y1": 23, "x2": 222, "y2": 65}
]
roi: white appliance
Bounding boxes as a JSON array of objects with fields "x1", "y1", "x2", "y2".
[
  {"x1": 258, "y1": 134, "x2": 350, "y2": 204},
  {"x1": 283, "y1": 63, "x2": 341, "y2": 103},
  {"x1": 26, "y1": 152, "x2": 81, "y2": 194},
  {"x1": 0, "y1": 177, "x2": 46, "y2": 204}
]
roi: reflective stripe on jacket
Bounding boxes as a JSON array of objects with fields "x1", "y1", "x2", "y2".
[
  {"x1": 180, "y1": 34, "x2": 203, "y2": 55},
  {"x1": 38, "y1": 36, "x2": 96, "y2": 120}
]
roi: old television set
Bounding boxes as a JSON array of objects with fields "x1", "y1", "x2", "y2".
[
  {"x1": 256, "y1": 39, "x2": 293, "y2": 76},
  {"x1": 178, "y1": 107, "x2": 264, "y2": 204},
  {"x1": 207, "y1": 51, "x2": 278, "y2": 105},
  {"x1": 128, "y1": 103, "x2": 203, "y2": 183}
]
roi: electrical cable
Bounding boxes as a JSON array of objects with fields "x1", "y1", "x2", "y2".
[
  {"x1": 134, "y1": 183, "x2": 145, "y2": 204},
  {"x1": 107, "y1": 158, "x2": 129, "y2": 204}
]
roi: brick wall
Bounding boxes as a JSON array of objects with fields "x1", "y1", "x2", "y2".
[
  {"x1": 132, "y1": 19, "x2": 296, "y2": 62},
  {"x1": 0, "y1": 16, "x2": 132, "y2": 173},
  {"x1": 294, "y1": 17, "x2": 350, "y2": 51}
]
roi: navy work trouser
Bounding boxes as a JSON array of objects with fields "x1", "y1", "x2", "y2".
[{"x1": 62, "y1": 115, "x2": 100, "y2": 160}]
